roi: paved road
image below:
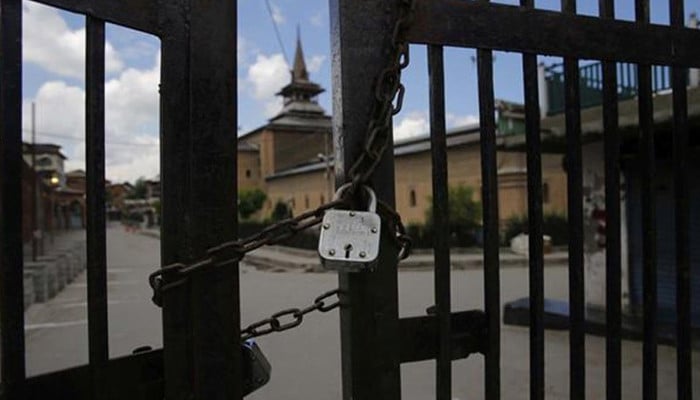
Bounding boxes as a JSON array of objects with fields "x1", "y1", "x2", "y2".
[{"x1": 25, "y1": 226, "x2": 699, "y2": 399}]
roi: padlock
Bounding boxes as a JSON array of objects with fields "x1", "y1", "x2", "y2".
[
  {"x1": 242, "y1": 339, "x2": 272, "y2": 396},
  {"x1": 318, "y1": 183, "x2": 381, "y2": 272}
]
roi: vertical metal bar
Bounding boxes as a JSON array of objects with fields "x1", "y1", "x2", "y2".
[
  {"x1": 428, "y1": 45, "x2": 452, "y2": 400},
  {"x1": 330, "y1": 0, "x2": 401, "y2": 400},
  {"x1": 159, "y1": 3, "x2": 194, "y2": 397},
  {"x1": 160, "y1": 0, "x2": 240, "y2": 398},
  {"x1": 635, "y1": 2, "x2": 657, "y2": 399},
  {"x1": 188, "y1": 0, "x2": 240, "y2": 398},
  {"x1": 331, "y1": 1, "x2": 401, "y2": 399},
  {"x1": 0, "y1": 0, "x2": 26, "y2": 397},
  {"x1": 477, "y1": 47, "x2": 501, "y2": 400},
  {"x1": 561, "y1": 2, "x2": 585, "y2": 399},
  {"x1": 599, "y1": 2, "x2": 622, "y2": 399},
  {"x1": 85, "y1": 16, "x2": 109, "y2": 400},
  {"x1": 669, "y1": 2, "x2": 691, "y2": 399},
  {"x1": 564, "y1": 56, "x2": 586, "y2": 400},
  {"x1": 521, "y1": 0, "x2": 545, "y2": 396},
  {"x1": 524, "y1": 53, "x2": 546, "y2": 400}
]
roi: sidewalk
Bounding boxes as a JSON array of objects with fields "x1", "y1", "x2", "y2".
[{"x1": 138, "y1": 227, "x2": 567, "y2": 271}]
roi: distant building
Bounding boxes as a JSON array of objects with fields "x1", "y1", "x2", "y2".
[
  {"x1": 531, "y1": 13, "x2": 700, "y2": 330},
  {"x1": 106, "y1": 182, "x2": 134, "y2": 216},
  {"x1": 21, "y1": 143, "x2": 85, "y2": 232},
  {"x1": 237, "y1": 33, "x2": 332, "y2": 216},
  {"x1": 22, "y1": 142, "x2": 66, "y2": 187},
  {"x1": 236, "y1": 36, "x2": 568, "y2": 226}
]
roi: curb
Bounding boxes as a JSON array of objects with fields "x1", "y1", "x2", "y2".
[{"x1": 137, "y1": 230, "x2": 568, "y2": 272}]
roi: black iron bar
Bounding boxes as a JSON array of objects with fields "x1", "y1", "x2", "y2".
[
  {"x1": 406, "y1": 0, "x2": 700, "y2": 68},
  {"x1": 564, "y1": 55, "x2": 586, "y2": 400},
  {"x1": 520, "y1": 0, "x2": 545, "y2": 395},
  {"x1": 159, "y1": 1, "x2": 240, "y2": 398},
  {"x1": 187, "y1": 0, "x2": 240, "y2": 397},
  {"x1": 159, "y1": 6, "x2": 194, "y2": 397},
  {"x1": 599, "y1": 2, "x2": 622, "y2": 399},
  {"x1": 635, "y1": 2, "x2": 658, "y2": 398},
  {"x1": 0, "y1": 0, "x2": 26, "y2": 397},
  {"x1": 561, "y1": 2, "x2": 585, "y2": 399},
  {"x1": 635, "y1": 3, "x2": 657, "y2": 399},
  {"x1": 85, "y1": 16, "x2": 109, "y2": 400},
  {"x1": 427, "y1": 45, "x2": 452, "y2": 400},
  {"x1": 30, "y1": 0, "x2": 157, "y2": 34},
  {"x1": 331, "y1": 1, "x2": 402, "y2": 398},
  {"x1": 670, "y1": 1, "x2": 691, "y2": 399},
  {"x1": 477, "y1": 47, "x2": 500, "y2": 400}
]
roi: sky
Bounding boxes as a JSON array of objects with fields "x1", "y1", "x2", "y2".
[{"x1": 20, "y1": 0, "x2": 694, "y2": 183}]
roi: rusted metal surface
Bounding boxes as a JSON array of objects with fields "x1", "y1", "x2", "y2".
[{"x1": 407, "y1": 0, "x2": 700, "y2": 67}]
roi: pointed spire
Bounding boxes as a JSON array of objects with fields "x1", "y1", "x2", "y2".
[{"x1": 292, "y1": 25, "x2": 309, "y2": 82}]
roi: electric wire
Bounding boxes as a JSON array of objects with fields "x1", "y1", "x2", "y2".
[{"x1": 264, "y1": 0, "x2": 290, "y2": 66}]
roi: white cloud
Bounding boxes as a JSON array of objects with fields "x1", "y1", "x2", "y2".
[
  {"x1": 307, "y1": 55, "x2": 326, "y2": 73},
  {"x1": 446, "y1": 113, "x2": 479, "y2": 128},
  {"x1": 393, "y1": 111, "x2": 429, "y2": 140},
  {"x1": 271, "y1": 4, "x2": 286, "y2": 24},
  {"x1": 23, "y1": 53, "x2": 161, "y2": 183},
  {"x1": 247, "y1": 53, "x2": 289, "y2": 117},
  {"x1": 22, "y1": 1, "x2": 124, "y2": 79}
]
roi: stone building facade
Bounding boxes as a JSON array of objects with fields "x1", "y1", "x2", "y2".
[{"x1": 238, "y1": 38, "x2": 568, "y2": 226}]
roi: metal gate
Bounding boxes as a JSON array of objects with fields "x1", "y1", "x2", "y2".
[{"x1": 1, "y1": 0, "x2": 696, "y2": 399}]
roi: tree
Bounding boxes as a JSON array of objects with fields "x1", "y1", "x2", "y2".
[
  {"x1": 270, "y1": 200, "x2": 292, "y2": 222},
  {"x1": 425, "y1": 185, "x2": 482, "y2": 246},
  {"x1": 238, "y1": 188, "x2": 267, "y2": 220},
  {"x1": 127, "y1": 177, "x2": 148, "y2": 199}
]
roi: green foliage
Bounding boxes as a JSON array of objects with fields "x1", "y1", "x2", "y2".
[
  {"x1": 422, "y1": 185, "x2": 482, "y2": 247},
  {"x1": 425, "y1": 185, "x2": 482, "y2": 229},
  {"x1": 502, "y1": 212, "x2": 569, "y2": 246},
  {"x1": 238, "y1": 188, "x2": 267, "y2": 220},
  {"x1": 127, "y1": 177, "x2": 147, "y2": 199},
  {"x1": 270, "y1": 200, "x2": 292, "y2": 222}
]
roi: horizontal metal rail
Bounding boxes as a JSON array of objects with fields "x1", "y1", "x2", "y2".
[{"x1": 407, "y1": 0, "x2": 700, "y2": 67}]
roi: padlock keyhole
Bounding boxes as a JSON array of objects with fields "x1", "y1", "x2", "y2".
[{"x1": 344, "y1": 244, "x2": 353, "y2": 259}]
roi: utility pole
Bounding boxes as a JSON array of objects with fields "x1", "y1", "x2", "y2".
[{"x1": 31, "y1": 102, "x2": 38, "y2": 261}]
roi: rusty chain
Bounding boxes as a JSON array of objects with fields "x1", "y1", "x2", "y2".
[
  {"x1": 148, "y1": 0, "x2": 415, "y2": 341},
  {"x1": 241, "y1": 289, "x2": 340, "y2": 340}
]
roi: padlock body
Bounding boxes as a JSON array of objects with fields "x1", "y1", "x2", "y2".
[
  {"x1": 318, "y1": 209, "x2": 381, "y2": 272},
  {"x1": 242, "y1": 339, "x2": 271, "y2": 395}
]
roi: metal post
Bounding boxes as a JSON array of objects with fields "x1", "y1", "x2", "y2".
[
  {"x1": 159, "y1": 0, "x2": 240, "y2": 398},
  {"x1": 331, "y1": 1, "x2": 401, "y2": 398}
]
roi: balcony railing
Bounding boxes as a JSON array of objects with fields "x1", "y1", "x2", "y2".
[{"x1": 545, "y1": 61, "x2": 682, "y2": 116}]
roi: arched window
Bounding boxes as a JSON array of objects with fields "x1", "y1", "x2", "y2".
[
  {"x1": 305, "y1": 195, "x2": 310, "y2": 209},
  {"x1": 409, "y1": 189, "x2": 417, "y2": 207},
  {"x1": 245, "y1": 169, "x2": 251, "y2": 178}
]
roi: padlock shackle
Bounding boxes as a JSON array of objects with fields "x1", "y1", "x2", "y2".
[{"x1": 333, "y1": 183, "x2": 377, "y2": 212}]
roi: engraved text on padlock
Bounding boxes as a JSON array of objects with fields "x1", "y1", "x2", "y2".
[{"x1": 318, "y1": 184, "x2": 381, "y2": 272}]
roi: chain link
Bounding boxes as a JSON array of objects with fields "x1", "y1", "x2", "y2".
[
  {"x1": 240, "y1": 289, "x2": 340, "y2": 341},
  {"x1": 347, "y1": 0, "x2": 415, "y2": 188},
  {"x1": 148, "y1": 0, "x2": 415, "y2": 337}
]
